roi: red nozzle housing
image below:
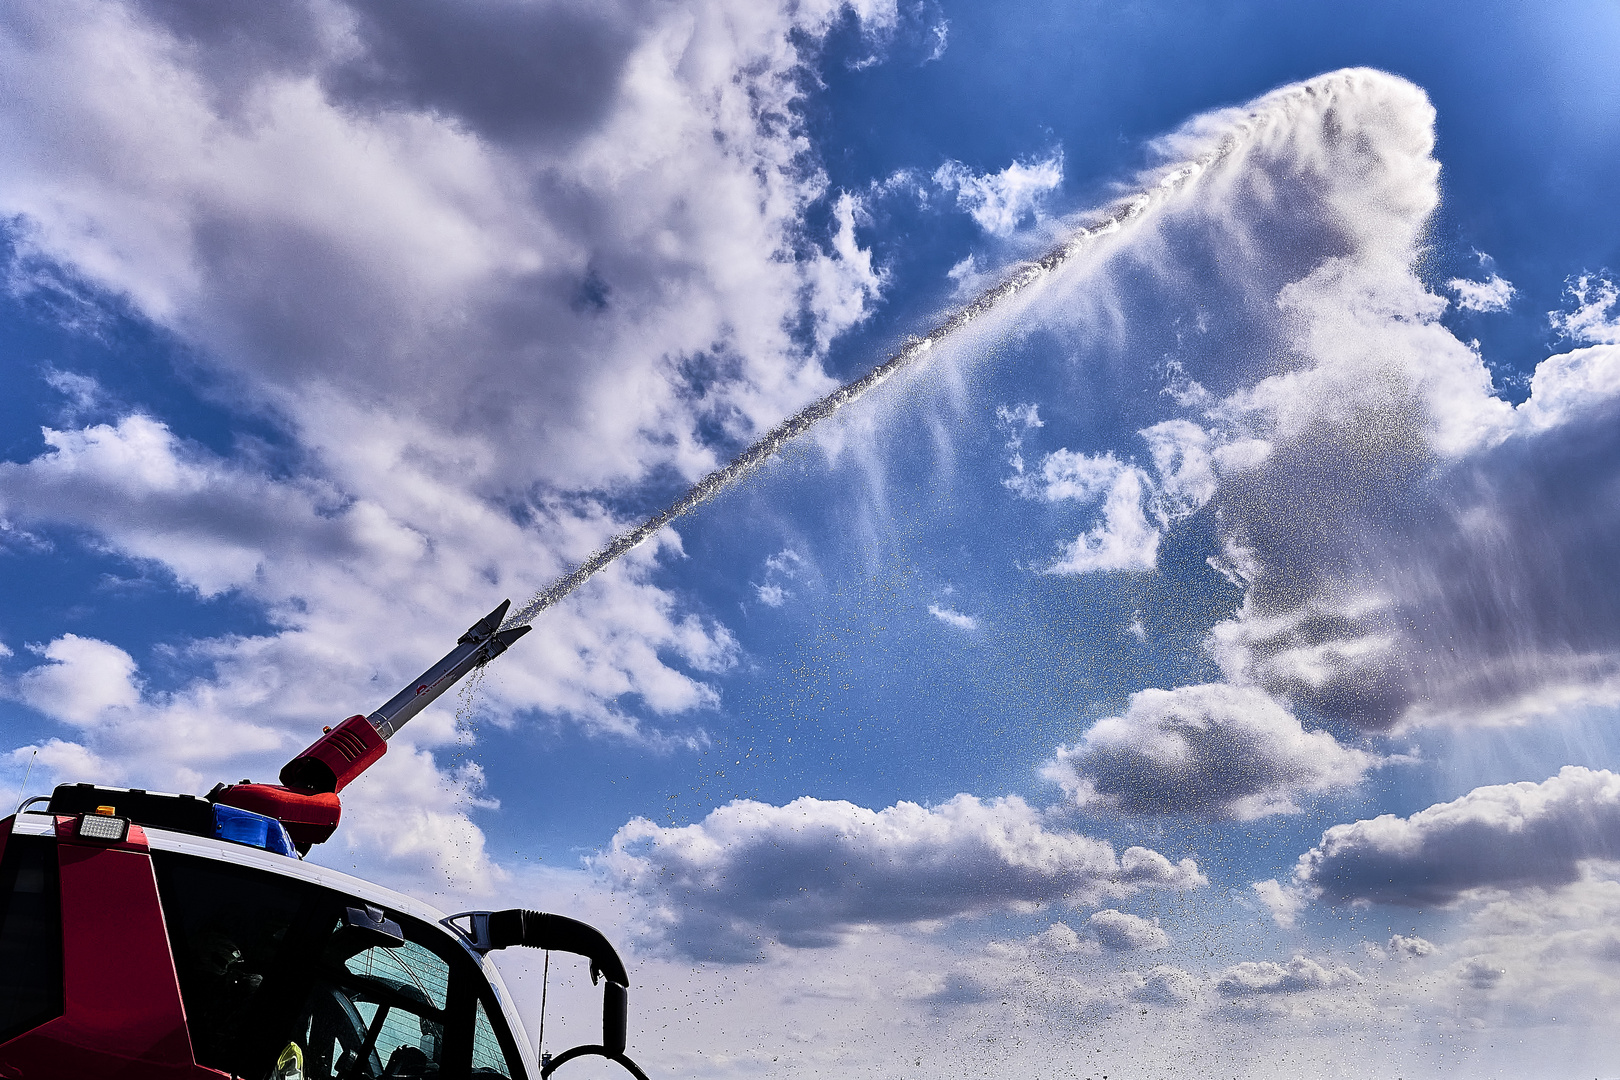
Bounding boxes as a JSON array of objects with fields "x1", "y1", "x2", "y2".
[{"x1": 279, "y1": 714, "x2": 387, "y2": 795}]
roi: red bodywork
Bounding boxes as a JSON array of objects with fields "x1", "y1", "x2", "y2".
[{"x1": 0, "y1": 817, "x2": 225, "y2": 1078}]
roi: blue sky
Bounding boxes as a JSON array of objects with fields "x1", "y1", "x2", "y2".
[{"x1": 3, "y1": 1, "x2": 1620, "y2": 1076}]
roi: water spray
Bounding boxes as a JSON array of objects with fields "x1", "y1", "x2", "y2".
[{"x1": 504, "y1": 73, "x2": 1356, "y2": 629}]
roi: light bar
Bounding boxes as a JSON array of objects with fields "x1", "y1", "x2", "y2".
[
  {"x1": 76, "y1": 811, "x2": 130, "y2": 842},
  {"x1": 212, "y1": 802, "x2": 298, "y2": 857}
]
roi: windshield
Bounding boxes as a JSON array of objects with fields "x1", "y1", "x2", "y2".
[{"x1": 152, "y1": 851, "x2": 524, "y2": 1079}]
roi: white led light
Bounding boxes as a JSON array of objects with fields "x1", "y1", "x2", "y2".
[{"x1": 77, "y1": 813, "x2": 129, "y2": 842}]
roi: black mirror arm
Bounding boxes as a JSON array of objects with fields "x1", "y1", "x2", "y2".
[
  {"x1": 446, "y1": 908, "x2": 634, "y2": 1069},
  {"x1": 446, "y1": 909, "x2": 630, "y2": 987}
]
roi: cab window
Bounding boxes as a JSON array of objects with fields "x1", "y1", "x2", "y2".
[
  {"x1": 0, "y1": 834, "x2": 63, "y2": 1043},
  {"x1": 293, "y1": 930, "x2": 454, "y2": 1078},
  {"x1": 151, "y1": 850, "x2": 528, "y2": 1079},
  {"x1": 472, "y1": 998, "x2": 514, "y2": 1078}
]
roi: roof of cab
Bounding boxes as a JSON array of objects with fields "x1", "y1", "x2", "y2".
[{"x1": 9, "y1": 809, "x2": 452, "y2": 933}]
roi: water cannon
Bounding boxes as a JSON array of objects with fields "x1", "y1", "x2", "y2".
[{"x1": 211, "y1": 600, "x2": 530, "y2": 851}]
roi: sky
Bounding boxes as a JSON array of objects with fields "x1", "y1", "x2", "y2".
[{"x1": 2, "y1": 1, "x2": 1620, "y2": 1077}]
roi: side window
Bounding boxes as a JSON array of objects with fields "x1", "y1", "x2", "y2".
[
  {"x1": 330, "y1": 937, "x2": 452, "y2": 1077},
  {"x1": 151, "y1": 851, "x2": 313, "y2": 1074},
  {"x1": 0, "y1": 835, "x2": 63, "y2": 1043},
  {"x1": 471, "y1": 997, "x2": 516, "y2": 1078},
  {"x1": 289, "y1": 909, "x2": 477, "y2": 1080}
]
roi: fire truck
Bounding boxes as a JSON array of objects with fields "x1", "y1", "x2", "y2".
[{"x1": 0, "y1": 601, "x2": 646, "y2": 1080}]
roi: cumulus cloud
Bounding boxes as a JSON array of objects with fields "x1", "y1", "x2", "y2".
[
  {"x1": 1215, "y1": 956, "x2": 1363, "y2": 996},
  {"x1": 2, "y1": 628, "x2": 505, "y2": 887},
  {"x1": 1089, "y1": 908, "x2": 1169, "y2": 951},
  {"x1": 933, "y1": 151, "x2": 1063, "y2": 237},
  {"x1": 1447, "y1": 273, "x2": 1516, "y2": 313},
  {"x1": 17, "y1": 634, "x2": 142, "y2": 725},
  {"x1": 599, "y1": 793, "x2": 1204, "y2": 961},
  {"x1": 925, "y1": 924, "x2": 1189, "y2": 1015},
  {"x1": 0, "y1": 0, "x2": 896, "y2": 496},
  {"x1": 1429, "y1": 874, "x2": 1620, "y2": 1019},
  {"x1": 1386, "y1": 934, "x2": 1435, "y2": 958},
  {"x1": 1045, "y1": 684, "x2": 1377, "y2": 819},
  {"x1": 1458, "y1": 956, "x2": 1506, "y2": 989},
  {"x1": 0, "y1": 414, "x2": 739, "y2": 732},
  {"x1": 1002, "y1": 419, "x2": 1234, "y2": 578},
  {"x1": 1297, "y1": 766, "x2": 1620, "y2": 907},
  {"x1": 1129, "y1": 965, "x2": 1198, "y2": 1006}
]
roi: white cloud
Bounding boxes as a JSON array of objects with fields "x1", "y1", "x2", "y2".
[
  {"x1": 1002, "y1": 445, "x2": 1162, "y2": 575},
  {"x1": 753, "y1": 548, "x2": 807, "y2": 608},
  {"x1": 1088, "y1": 908, "x2": 1169, "y2": 951},
  {"x1": 598, "y1": 793, "x2": 1204, "y2": 961},
  {"x1": 8, "y1": 737, "x2": 112, "y2": 793},
  {"x1": 1447, "y1": 273, "x2": 1516, "y2": 313},
  {"x1": 1549, "y1": 273, "x2": 1620, "y2": 344},
  {"x1": 1215, "y1": 956, "x2": 1363, "y2": 996},
  {"x1": 0, "y1": 1, "x2": 899, "y2": 502},
  {"x1": 1140, "y1": 419, "x2": 1217, "y2": 518},
  {"x1": 2, "y1": 631, "x2": 501, "y2": 886},
  {"x1": 1004, "y1": 420, "x2": 1229, "y2": 578},
  {"x1": 1007, "y1": 447, "x2": 1128, "y2": 503},
  {"x1": 1252, "y1": 879, "x2": 1309, "y2": 929},
  {"x1": 1459, "y1": 956, "x2": 1506, "y2": 989},
  {"x1": 1386, "y1": 934, "x2": 1435, "y2": 958},
  {"x1": 1296, "y1": 766, "x2": 1620, "y2": 907},
  {"x1": 933, "y1": 151, "x2": 1064, "y2": 237},
  {"x1": 1129, "y1": 965, "x2": 1198, "y2": 1006},
  {"x1": 1045, "y1": 684, "x2": 1377, "y2": 819},
  {"x1": 927, "y1": 603, "x2": 977, "y2": 630},
  {"x1": 803, "y1": 191, "x2": 887, "y2": 353},
  {"x1": 17, "y1": 634, "x2": 141, "y2": 725},
  {"x1": 1046, "y1": 465, "x2": 1160, "y2": 574},
  {"x1": 994, "y1": 402, "x2": 1043, "y2": 478},
  {"x1": 0, "y1": 414, "x2": 738, "y2": 733}
]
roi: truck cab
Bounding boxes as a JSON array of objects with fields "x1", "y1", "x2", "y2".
[
  {"x1": 0, "y1": 786, "x2": 588, "y2": 1079},
  {"x1": 0, "y1": 605, "x2": 642, "y2": 1080}
]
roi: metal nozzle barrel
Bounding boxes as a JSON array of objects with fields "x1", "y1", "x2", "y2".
[
  {"x1": 279, "y1": 600, "x2": 531, "y2": 794},
  {"x1": 364, "y1": 599, "x2": 530, "y2": 739}
]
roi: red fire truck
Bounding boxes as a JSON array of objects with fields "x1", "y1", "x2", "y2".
[{"x1": 0, "y1": 602, "x2": 646, "y2": 1080}]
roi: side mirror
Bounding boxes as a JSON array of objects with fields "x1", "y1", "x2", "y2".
[{"x1": 603, "y1": 982, "x2": 627, "y2": 1056}]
